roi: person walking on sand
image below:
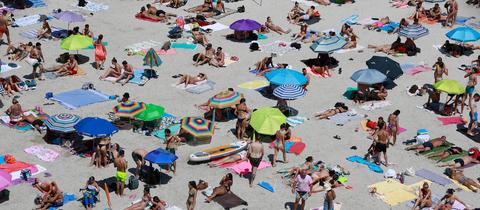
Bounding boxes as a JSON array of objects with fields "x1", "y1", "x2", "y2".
[
  {"x1": 94, "y1": 34, "x2": 106, "y2": 70},
  {"x1": 132, "y1": 148, "x2": 147, "y2": 177},
  {"x1": 433, "y1": 57, "x2": 448, "y2": 83},
  {"x1": 247, "y1": 139, "x2": 264, "y2": 187},
  {"x1": 388, "y1": 110, "x2": 400, "y2": 145},
  {"x1": 114, "y1": 150, "x2": 127, "y2": 196},
  {"x1": 186, "y1": 181, "x2": 198, "y2": 210},
  {"x1": 462, "y1": 69, "x2": 478, "y2": 114},
  {"x1": 467, "y1": 93, "x2": 480, "y2": 136},
  {"x1": 292, "y1": 169, "x2": 313, "y2": 210},
  {"x1": 273, "y1": 123, "x2": 288, "y2": 167},
  {"x1": 323, "y1": 182, "x2": 336, "y2": 210},
  {"x1": 164, "y1": 128, "x2": 180, "y2": 174},
  {"x1": 0, "y1": 10, "x2": 11, "y2": 44},
  {"x1": 374, "y1": 121, "x2": 390, "y2": 166}
]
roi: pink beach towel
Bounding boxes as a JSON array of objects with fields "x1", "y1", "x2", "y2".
[
  {"x1": 227, "y1": 160, "x2": 271, "y2": 175},
  {"x1": 387, "y1": 127, "x2": 407, "y2": 134},
  {"x1": 406, "y1": 65, "x2": 431, "y2": 76},
  {"x1": 24, "y1": 145, "x2": 60, "y2": 162},
  {"x1": 437, "y1": 116, "x2": 464, "y2": 125}
]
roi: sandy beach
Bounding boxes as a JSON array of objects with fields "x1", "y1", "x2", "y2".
[{"x1": 0, "y1": 0, "x2": 479, "y2": 209}]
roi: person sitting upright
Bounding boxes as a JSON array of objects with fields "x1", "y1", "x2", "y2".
[{"x1": 37, "y1": 20, "x2": 52, "y2": 40}]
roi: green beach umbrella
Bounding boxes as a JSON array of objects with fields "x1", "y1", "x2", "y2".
[
  {"x1": 135, "y1": 103, "x2": 165, "y2": 121},
  {"x1": 249, "y1": 107, "x2": 286, "y2": 135},
  {"x1": 143, "y1": 48, "x2": 163, "y2": 68},
  {"x1": 60, "y1": 35, "x2": 93, "y2": 51},
  {"x1": 433, "y1": 79, "x2": 465, "y2": 95}
]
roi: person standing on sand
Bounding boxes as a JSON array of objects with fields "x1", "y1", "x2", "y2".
[
  {"x1": 132, "y1": 148, "x2": 147, "y2": 177},
  {"x1": 114, "y1": 150, "x2": 127, "y2": 196},
  {"x1": 247, "y1": 140, "x2": 264, "y2": 187},
  {"x1": 467, "y1": 93, "x2": 480, "y2": 136},
  {"x1": 186, "y1": 181, "x2": 198, "y2": 210},
  {"x1": 433, "y1": 57, "x2": 448, "y2": 83},
  {"x1": 323, "y1": 183, "x2": 336, "y2": 210},
  {"x1": 388, "y1": 110, "x2": 400, "y2": 145},
  {"x1": 273, "y1": 123, "x2": 288, "y2": 167},
  {"x1": 462, "y1": 69, "x2": 478, "y2": 114},
  {"x1": 165, "y1": 128, "x2": 180, "y2": 174},
  {"x1": 374, "y1": 121, "x2": 390, "y2": 166},
  {"x1": 292, "y1": 169, "x2": 312, "y2": 210},
  {"x1": 0, "y1": 10, "x2": 11, "y2": 44}
]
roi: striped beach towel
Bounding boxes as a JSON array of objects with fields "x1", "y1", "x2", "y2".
[
  {"x1": 287, "y1": 116, "x2": 307, "y2": 127},
  {"x1": 14, "y1": 14, "x2": 40, "y2": 27},
  {"x1": 19, "y1": 26, "x2": 66, "y2": 39}
]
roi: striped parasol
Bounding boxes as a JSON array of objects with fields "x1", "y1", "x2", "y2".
[
  {"x1": 143, "y1": 48, "x2": 162, "y2": 68},
  {"x1": 181, "y1": 117, "x2": 214, "y2": 138},
  {"x1": 399, "y1": 24, "x2": 429, "y2": 39},
  {"x1": 310, "y1": 36, "x2": 347, "y2": 53},
  {"x1": 209, "y1": 90, "x2": 244, "y2": 109},
  {"x1": 113, "y1": 101, "x2": 146, "y2": 118},
  {"x1": 44, "y1": 113, "x2": 81, "y2": 133},
  {"x1": 273, "y1": 84, "x2": 306, "y2": 100}
]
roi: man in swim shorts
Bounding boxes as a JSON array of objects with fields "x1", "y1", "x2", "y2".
[
  {"x1": 114, "y1": 150, "x2": 128, "y2": 196},
  {"x1": 467, "y1": 93, "x2": 480, "y2": 136},
  {"x1": 374, "y1": 121, "x2": 390, "y2": 166},
  {"x1": 247, "y1": 140, "x2": 264, "y2": 187},
  {"x1": 438, "y1": 155, "x2": 480, "y2": 168},
  {"x1": 405, "y1": 136, "x2": 447, "y2": 153}
]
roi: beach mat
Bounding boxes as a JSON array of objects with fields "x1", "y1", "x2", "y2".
[
  {"x1": 185, "y1": 81, "x2": 216, "y2": 94},
  {"x1": 202, "y1": 189, "x2": 247, "y2": 209},
  {"x1": 415, "y1": 169, "x2": 452, "y2": 186},
  {"x1": 104, "y1": 69, "x2": 148, "y2": 86},
  {"x1": 135, "y1": 14, "x2": 161, "y2": 22},
  {"x1": 431, "y1": 151, "x2": 467, "y2": 162},
  {"x1": 418, "y1": 143, "x2": 453, "y2": 156},
  {"x1": 72, "y1": 1, "x2": 109, "y2": 12},
  {"x1": 227, "y1": 160, "x2": 271, "y2": 175},
  {"x1": 24, "y1": 145, "x2": 60, "y2": 162},
  {"x1": 20, "y1": 26, "x2": 67, "y2": 39},
  {"x1": 125, "y1": 40, "x2": 162, "y2": 53},
  {"x1": 50, "y1": 89, "x2": 111, "y2": 109},
  {"x1": 14, "y1": 14, "x2": 41, "y2": 27},
  {"x1": 437, "y1": 116, "x2": 464, "y2": 125},
  {"x1": 48, "y1": 193, "x2": 75, "y2": 210},
  {"x1": 405, "y1": 65, "x2": 432, "y2": 76},
  {"x1": 171, "y1": 42, "x2": 197, "y2": 50},
  {"x1": 201, "y1": 22, "x2": 229, "y2": 32},
  {"x1": 346, "y1": 155, "x2": 383, "y2": 173}
]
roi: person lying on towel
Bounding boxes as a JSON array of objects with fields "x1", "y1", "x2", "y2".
[
  {"x1": 293, "y1": 6, "x2": 320, "y2": 24},
  {"x1": 177, "y1": 73, "x2": 207, "y2": 88},
  {"x1": 444, "y1": 168, "x2": 480, "y2": 192},
  {"x1": 405, "y1": 136, "x2": 448, "y2": 153}
]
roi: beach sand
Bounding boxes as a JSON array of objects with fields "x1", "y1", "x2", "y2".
[{"x1": 0, "y1": 0, "x2": 479, "y2": 209}]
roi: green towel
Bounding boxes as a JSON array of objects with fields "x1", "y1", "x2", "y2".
[
  {"x1": 431, "y1": 151, "x2": 467, "y2": 162},
  {"x1": 419, "y1": 142, "x2": 454, "y2": 156}
]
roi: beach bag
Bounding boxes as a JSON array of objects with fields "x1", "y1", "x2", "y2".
[
  {"x1": 82, "y1": 82, "x2": 95, "y2": 90},
  {"x1": 128, "y1": 175, "x2": 139, "y2": 190},
  {"x1": 290, "y1": 42, "x2": 301, "y2": 50},
  {"x1": 78, "y1": 0, "x2": 87, "y2": 7},
  {"x1": 237, "y1": 5, "x2": 245, "y2": 13},
  {"x1": 144, "y1": 69, "x2": 158, "y2": 79},
  {"x1": 249, "y1": 42, "x2": 259, "y2": 51}
]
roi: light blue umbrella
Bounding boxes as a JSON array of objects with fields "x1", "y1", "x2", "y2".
[
  {"x1": 273, "y1": 84, "x2": 306, "y2": 100},
  {"x1": 446, "y1": 27, "x2": 480, "y2": 42},
  {"x1": 399, "y1": 24, "x2": 429, "y2": 39},
  {"x1": 265, "y1": 68, "x2": 308, "y2": 86},
  {"x1": 350, "y1": 69, "x2": 387, "y2": 85},
  {"x1": 310, "y1": 36, "x2": 347, "y2": 53}
]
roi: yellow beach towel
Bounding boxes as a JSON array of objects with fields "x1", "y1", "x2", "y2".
[{"x1": 238, "y1": 80, "x2": 269, "y2": 90}]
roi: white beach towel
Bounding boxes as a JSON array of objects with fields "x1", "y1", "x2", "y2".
[
  {"x1": 0, "y1": 63, "x2": 21, "y2": 73},
  {"x1": 357, "y1": 17, "x2": 376, "y2": 25},
  {"x1": 360, "y1": 101, "x2": 392, "y2": 111},
  {"x1": 14, "y1": 14, "x2": 41, "y2": 27},
  {"x1": 291, "y1": 0, "x2": 319, "y2": 7},
  {"x1": 10, "y1": 164, "x2": 46, "y2": 181},
  {"x1": 260, "y1": 41, "x2": 295, "y2": 56},
  {"x1": 172, "y1": 80, "x2": 209, "y2": 90},
  {"x1": 125, "y1": 40, "x2": 163, "y2": 53},
  {"x1": 334, "y1": 45, "x2": 365, "y2": 54},
  {"x1": 72, "y1": 1, "x2": 109, "y2": 12},
  {"x1": 201, "y1": 23, "x2": 229, "y2": 32},
  {"x1": 287, "y1": 116, "x2": 308, "y2": 127}
]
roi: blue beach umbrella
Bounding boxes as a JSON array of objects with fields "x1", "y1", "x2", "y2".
[
  {"x1": 310, "y1": 36, "x2": 347, "y2": 53},
  {"x1": 273, "y1": 84, "x2": 306, "y2": 100},
  {"x1": 399, "y1": 24, "x2": 429, "y2": 39},
  {"x1": 446, "y1": 27, "x2": 480, "y2": 42},
  {"x1": 145, "y1": 148, "x2": 178, "y2": 164},
  {"x1": 74, "y1": 117, "x2": 118, "y2": 138},
  {"x1": 351, "y1": 69, "x2": 387, "y2": 85},
  {"x1": 265, "y1": 68, "x2": 308, "y2": 86}
]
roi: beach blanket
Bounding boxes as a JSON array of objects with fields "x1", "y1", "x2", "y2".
[
  {"x1": 48, "y1": 193, "x2": 76, "y2": 210},
  {"x1": 212, "y1": 8, "x2": 237, "y2": 20},
  {"x1": 135, "y1": 14, "x2": 161, "y2": 22},
  {"x1": 346, "y1": 155, "x2": 383, "y2": 173},
  {"x1": 104, "y1": 69, "x2": 148, "y2": 86},
  {"x1": 202, "y1": 189, "x2": 247, "y2": 209},
  {"x1": 14, "y1": 14, "x2": 41, "y2": 27},
  {"x1": 333, "y1": 45, "x2": 365, "y2": 54},
  {"x1": 357, "y1": 17, "x2": 376, "y2": 25},
  {"x1": 437, "y1": 116, "x2": 464, "y2": 125},
  {"x1": 360, "y1": 101, "x2": 392, "y2": 111},
  {"x1": 24, "y1": 145, "x2": 60, "y2": 162},
  {"x1": 287, "y1": 116, "x2": 307, "y2": 127},
  {"x1": 405, "y1": 65, "x2": 432, "y2": 76},
  {"x1": 227, "y1": 160, "x2": 271, "y2": 175},
  {"x1": 153, "y1": 124, "x2": 181, "y2": 140},
  {"x1": 201, "y1": 22, "x2": 229, "y2": 32},
  {"x1": 26, "y1": 0, "x2": 46, "y2": 8},
  {"x1": 10, "y1": 164, "x2": 46, "y2": 181},
  {"x1": 418, "y1": 142, "x2": 454, "y2": 156},
  {"x1": 288, "y1": 142, "x2": 305, "y2": 155},
  {"x1": 431, "y1": 151, "x2": 467, "y2": 162},
  {"x1": 379, "y1": 22, "x2": 399, "y2": 32},
  {"x1": 125, "y1": 40, "x2": 163, "y2": 53},
  {"x1": 19, "y1": 26, "x2": 66, "y2": 39},
  {"x1": 136, "y1": 48, "x2": 176, "y2": 56},
  {"x1": 170, "y1": 42, "x2": 197, "y2": 50},
  {"x1": 50, "y1": 89, "x2": 111, "y2": 109},
  {"x1": 368, "y1": 179, "x2": 416, "y2": 206},
  {"x1": 415, "y1": 169, "x2": 452, "y2": 186},
  {"x1": 186, "y1": 81, "x2": 216, "y2": 94},
  {"x1": 0, "y1": 161, "x2": 33, "y2": 173},
  {"x1": 342, "y1": 14, "x2": 359, "y2": 25},
  {"x1": 260, "y1": 41, "x2": 295, "y2": 56},
  {"x1": 238, "y1": 80, "x2": 269, "y2": 90},
  {"x1": 72, "y1": 1, "x2": 109, "y2": 12},
  {"x1": 328, "y1": 110, "x2": 363, "y2": 125},
  {"x1": 0, "y1": 63, "x2": 21, "y2": 74}
]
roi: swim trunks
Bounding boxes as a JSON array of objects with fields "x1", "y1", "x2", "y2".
[
  {"x1": 295, "y1": 191, "x2": 309, "y2": 200},
  {"x1": 116, "y1": 171, "x2": 127, "y2": 183},
  {"x1": 166, "y1": 147, "x2": 176, "y2": 155},
  {"x1": 249, "y1": 157, "x2": 262, "y2": 168},
  {"x1": 453, "y1": 158, "x2": 465, "y2": 167},
  {"x1": 466, "y1": 86, "x2": 475, "y2": 94},
  {"x1": 469, "y1": 111, "x2": 478, "y2": 121},
  {"x1": 422, "y1": 141, "x2": 434, "y2": 150},
  {"x1": 375, "y1": 143, "x2": 387, "y2": 153}
]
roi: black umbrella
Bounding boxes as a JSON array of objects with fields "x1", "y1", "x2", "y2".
[{"x1": 366, "y1": 56, "x2": 403, "y2": 80}]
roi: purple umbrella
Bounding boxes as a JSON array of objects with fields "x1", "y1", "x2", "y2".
[
  {"x1": 230, "y1": 19, "x2": 262, "y2": 31},
  {"x1": 54, "y1": 11, "x2": 85, "y2": 29}
]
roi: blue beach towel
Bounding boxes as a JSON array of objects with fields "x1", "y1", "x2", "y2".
[
  {"x1": 50, "y1": 89, "x2": 111, "y2": 109},
  {"x1": 257, "y1": 34, "x2": 268, "y2": 40},
  {"x1": 456, "y1": 16, "x2": 474, "y2": 25},
  {"x1": 342, "y1": 14, "x2": 359, "y2": 25},
  {"x1": 171, "y1": 42, "x2": 197, "y2": 50},
  {"x1": 26, "y1": 0, "x2": 47, "y2": 8},
  {"x1": 379, "y1": 22, "x2": 399, "y2": 32},
  {"x1": 258, "y1": 181, "x2": 274, "y2": 192},
  {"x1": 129, "y1": 69, "x2": 148, "y2": 85},
  {"x1": 285, "y1": 141, "x2": 295, "y2": 152},
  {"x1": 20, "y1": 26, "x2": 65, "y2": 39},
  {"x1": 48, "y1": 193, "x2": 75, "y2": 210},
  {"x1": 346, "y1": 155, "x2": 383, "y2": 173}
]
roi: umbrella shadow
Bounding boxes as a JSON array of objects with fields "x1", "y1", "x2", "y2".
[
  {"x1": 97, "y1": 176, "x2": 117, "y2": 193},
  {"x1": 56, "y1": 53, "x2": 90, "y2": 65},
  {"x1": 437, "y1": 46, "x2": 474, "y2": 57},
  {"x1": 384, "y1": 79, "x2": 397, "y2": 90}
]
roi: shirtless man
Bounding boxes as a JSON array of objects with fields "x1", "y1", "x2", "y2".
[
  {"x1": 445, "y1": 0, "x2": 458, "y2": 27},
  {"x1": 265, "y1": 17, "x2": 290, "y2": 35},
  {"x1": 29, "y1": 43, "x2": 45, "y2": 80},
  {"x1": 165, "y1": 129, "x2": 180, "y2": 174},
  {"x1": 288, "y1": 2, "x2": 304, "y2": 23},
  {"x1": 194, "y1": 44, "x2": 215, "y2": 66},
  {"x1": 6, "y1": 98, "x2": 23, "y2": 124},
  {"x1": 38, "y1": 182, "x2": 63, "y2": 210},
  {"x1": 462, "y1": 69, "x2": 478, "y2": 114},
  {"x1": 467, "y1": 93, "x2": 480, "y2": 136},
  {"x1": 132, "y1": 148, "x2": 148, "y2": 177},
  {"x1": 99, "y1": 57, "x2": 122, "y2": 81},
  {"x1": 114, "y1": 150, "x2": 128, "y2": 196},
  {"x1": 0, "y1": 10, "x2": 11, "y2": 44},
  {"x1": 209, "y1": 47, "x2": 225, "y2": 67},
  {"x1": 405, "y1": 136, "x2": 447, "y2": 153},
  {"x1": 146, "y1": 4, "x2": 176, "y2": 19},
  {"x1": 433, "y1": 57, "x2": 448, "y2": 83},
  {"x1": 374, "y1": 121, "x2": 390, "y2": 166},
  {"x1": 177, "y1": 73, "x2": 207, "y2": 88},
  {"x1": 295, "y1": 6, "x2": 316, "y2": 24},
  {"x1": 388, "y1": 110, "x2": 400, "y2": 145},
  {"x1": 115, "y1": 60, "x2": 134, "y2": 85},
  {"x1": 445, "y1": 168, "x2": 480, "y2": 192},
  {"x1": 247, "y1": 140, "x2": 264, "y2": 187},
  {"x1": 438, "y1": 154, "x2": 480, "y2": 168},
  {"x1": 139, "y1": 7, "x2": 165, "y2": 21},
  {"x1": 47, "y1": 55, "x2": 78, "y2": 77}
]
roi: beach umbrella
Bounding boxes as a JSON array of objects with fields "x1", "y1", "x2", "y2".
[
  {"x1": 181, "y1": 117, "x2": 214, "y2": 138},
  {"x1": 249, "y1": 107, "x2": 286, "y2": 135},
  {"x1": 310, "y1": 36, "x2": 347, "y2": 53},
  {"x1": 60, "y1": 34, "x2": 93, "y2": 51},
  {"x1": 446, "y1": 27, "x2": 480, "y2": 42},
  {"x1": 366, "y1": 56, "x2": 403, "y2": 80},
  {"x1": 145, "y1": 148, "x2": 178, "y2": 165},
  {"x1": 134, "y1": 103, "x2": 165, "y2": 121},
  {"x1": 54, "y1": 11, "x2": 85, "y2": 29},
  {"x1": 433, "y1": 79, "x2": 465, "y2": 95},
  {"x1": 229, "y1": 19, "x2": 262, "y2": 31},
  {"x1": 399, "y1": 24, "x2": 429, "y2": 39},
  {"x1": 0, "y1": 170, "x2": 11, "y2": 191},
  {"x1": 74, "y1": 117, "x2": 119, "y2": 138},
  {"x1": 265, "y1": 68, "x2": 308, "y2": 86},
  {"x1": 44, "y1": 113, "x2": 81, "y2": 133},
  {"x1": 273, "y1": 84, "x2": 306, "y2": 100},
  {"x1": 113, "y1": 101, "x2": 146, "y2": 118},
  {"x1": 351, "y1": 69, "x2": 387, "y2": 85},
  {"x1": 209, "y1": 90, "x2": 243, "y2": 109},
  {"x1": 143, "y1": 48, "x2": 162, "y2": 68}
]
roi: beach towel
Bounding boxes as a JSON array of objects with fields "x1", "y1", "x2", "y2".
[
  {"x1": 73, "y1": 1, "x2": 109, "y2": 12},
  {"x1": 258, "y1": 181, "x2": 274, "y2": 192},
  {"x1": 360, "y1": 101, "x2": 392, "y2": 111},
  {"x1": 431, "y1": 151, "x2": 467, "y2": 162},
  {"x1": 24, "y1": 145, "x2": 60, "y2": 162},
  {"x1": 50, "y1": 89, "x2": 111, "y2": 109},
  {"x1": 406, "y1": 194, "x2": 440, "y2": 209},
  {"x1": 407, "y1": 180, "x2": 433, "y2": 193},
  {"x1": 104, "y1": 69, "x2": 148, "y2": 86},
  {"x1": 170, "y1": 42, "x2": 197, "y2": 50},
  {"x1": 419, "y1": 143, "x2": 453, "y2": 156},
  {"x1": 287, "y1": 116, "x2": 307, "y2": 127},
  {"x1": 415, "y1": 169, "x2": 452, "y2": 186},
  {"x1": 342, "y1": 14, "x2": 359, "y2": 25},
  {"x1": 203, "y1": 190, "x2": 247, "y2": 209},
  {"x1": 125, "y1": 40, "x2": 162, "y2": 53},
  {"x1": 175, "y1": 80, "x2": 215, "y2": 94},
  {"x1": 329, "y1": 110, "x2": 363, "y2": 125},
  {"x1": 20, "y1": 26, "x2": 66, "y2": 39},
  {"x1": 223, "y1": 57, "x2": 238, "y2": 67},
  {"x1": 290, "y1": 0, "x2": 319, "y2": 7},
  {"x1": 368, "y1": 179, "x2": 410, "y2": 195},
  {"x1": 260, "y1": 41, "x2": 295, "y2": 56},
  {"x1": 468, "y1": 20, "x2": 480, "y2": 29},
  {"x1": 334, "y1": 45, "x2": 365, "y2": 54},
  {"x1": 0, "y1": 110, "x2": 47, "y2": 131},
  {"x1": 10, "y1": 164, "x2": 46, "y2": 181},
  {"x1": 227, "y1": 160, "x2": 271, "y2": 175},
  {"x1": 0, "y1": 161, "x2": 33, "y2": 173},
  {"x1": 288, "y1": 142, "x2": 305, "y2": 155},
  {"x1": 238, "y1": 80, "x2": 269, "y2": 90},
  {"x1": 379, "y1": 22, "x2": 399, "y2": 32},
  {"x1": 48, "y1": 193, "x2": 76, "y2": 210},
  {"x1": 212, "y1": 8, "x2": 237, "y2": 20},
  {"x1": 0, "y1": 63, "x2": 21, "y2": 74},
  {"x1": 456, "y1": 16, "x2": 474, "y2": 25},
  {"x1": 201, "y1": 22, "x2": 228, "y2": 32},
  {"x1": 452, "y1": 200, "x2": 468, "y2": 210},
  {"x1": 135, "y1": 14, "x2": 161, "y2": 22},
  {"x1": 136, "y1": 48, "x2": 176, "y2": 56},
  {"x1": 368, "y1": 179, "x2": 416, "y2": 206},
  {"x1": 346, "y1": 155, "x2": 383, "y2": 173},
  {"x1": 26, "y1": 0, "x2": 46, "y2": 8},
  {"x1": 257, "y1": 34, "x2": 268, "y2": 40},
  {"x1": 405, "y1": 65, "x2": 432, "y2": 76},
  {"x1": 357, "y1": 17, "x2": 376, "y2": 25},
  {"x1": 154, "y1": 124, "x2": 181, "y2": 140},
  {"x1": 14, "y1": 14, "x2": 41, "y2": 27},
  {"x1": 437, "y1": 116, "x2": 464, "y2": 125}
]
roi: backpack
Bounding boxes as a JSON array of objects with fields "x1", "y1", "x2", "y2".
[
  {"x1": 128, "y1": 175, "x2": 139, "y2": 190},
  {"x1": 143, "y1": 69, "x2": 158, "y2": 79},
  {"x1": 78, "y1": 0, "x2": 87, "y2": 7},
  {"x1": 82, "y1": 82, "x2": 95, "y2": 90},
  {"x1": 249, "y1": 42, "x2": 259, "y2": 51}
]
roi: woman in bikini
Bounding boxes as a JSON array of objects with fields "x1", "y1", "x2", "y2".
[
  {"x1": 427, "y1": 146, "x2": 462, "y2": 162},
  {"x1": 177, "y1": 73, "x2": 207, "y2": 88},
  {"x1": 98, "y1": 137, "x2": 111, "y2": 167},
  {"x1": 186, "y1": 181, "x2": 197, "y2": 210},
  {"x1": 365, "y1": 16, "x2": 390, "y2": 30},
  {"x1": 6, "y1": 98, "x2": 23, "y2": 124},
  {"x1": 292, "y1": 24, "x2": 308, "y2": 42},
  {"x1": 194, "y1": 44, "x2": 215, "y2": 66},
  {"x1": 410, "y1": 1, "x2": 426, "y2": 20},
  {"x1": 186, "y1": 0, "x2": 214, "y2": 13},
  {"x1": 99, "y1": 57, "x2": 122, "y2": 81},
  {"x1": 235, "y1": 98, "x2": 251, "y2": 139},
  {"x1": 94, "y1": 34, "x2": 106, "y2": 70},
  {"x1": 2, "y1": 76, "x2": 21, "y2": 96},
  {"x1": 412, "y1": 182, "x2": 432, "y2": 210},
  {"x1": 315, "y1": 104, "x2": 348, "y2": 120},
  {"x1": 265, "y1": 17, "x2": 291, "y2": 35},
  {"x1": 434, "y1": 188, "x2": 469, "y2": 210},
  {"x1": 82, "y1": 24, "x2": 93, "y2": 38},
  {"x1": 37, "y1": 20, "x2": 52, "y2": 40},
  {"x1": 445, "y1": 168, "x2": 480, "y2": 193},
  {"x1": 208, "y1": 151, "x2": 247, "y2": 167},
  {"x1": 273, "y1": 123, "x2": 289, "y2": 167},
  {"x1": 192, "y1": 27, "x2": 209, "y2": 46},
  {"x1": 343, "y1": 29, "x2": 358, "y2": 49},
  {"x1": 209, "y1": 46, "x2": 225, "y2": 67},
  {"x1": 206, "y1": 173, "x2": 233, "y2": 202},
  {"x1": 50, "y1": 55, "x2": 78, "y2": 76},
  {"x1": 125, "y1": 187, "x2": 152, "y2": 210},
  {"x1": 254, "y1": 56, "x2": 274, "y2": 72}
]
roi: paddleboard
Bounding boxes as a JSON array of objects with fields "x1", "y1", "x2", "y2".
[{"x1": 189, "y1": 141, "x2": 248, "y2": 162}]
